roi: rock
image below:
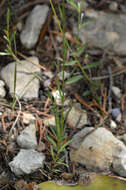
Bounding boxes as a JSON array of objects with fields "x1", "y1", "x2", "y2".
[
  {"x1": 109, "y1": 2, "x2": 118, "y2": 11},
  {"x1": 112, "y1": 108, "x2": 121, "y2": 122},
  {"x1": 113, "y1": 151, "x2": 126, "y2": 177},
  {"x1": 17, "y1": 123, "x2": 37, "y2": 149},
  {"x1": 43, "y1": 70, "x2": 54, "y2": 79},
  {"x1": 43, "y1": 116, "x2": 56, "y2": 127},
  {"x1": 110, "y1": 120, "x2": 117, "y2": 129},
  {"x1": 52, "y1": 90, "x2": 70, "y2": 105},
  {"x1": 0, "y1": 57, "x2": 40, "y2": 100},
  {"x1": 22, "y1": 113, "x2": 35, "y2": 124},
  {"x1": 58, "y1": 71, "x2": 70, "y2": 81},
  {"x1": 74, "y1": 9, "x2": 126, "y2": 55},
  {"x1": 118, "y1": 134, "x2": 126, "y2": 145},
  {"x1": 112, "y1": 86, "x2": 122, "y2": 99},
  {"x1": 9, "y1": 149, "x2": 45, "y2": 176},
  {"x1": 66, "y1": 103, "x2": 87, "y2": 128},
  {"x1": 70, "y1": 127, "x2": 126, "y2": 175},
  {"x1": 20, "y1": 5, "x2": 49, "y2": 49},
  {"x1": 0, "y1": 80, "x2": 6, "y2": 98}
]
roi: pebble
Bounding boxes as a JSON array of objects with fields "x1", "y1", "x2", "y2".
[
  {"x1": 20, "y1": 5, "x2": 49, "y2": 49},
  {"x1": 17, "y1": 123, "x2": 37, "y2": 149},
  {"x1": 112, "y1": 86, "x2": 122, "y2": 99},
  {"x1": 9, "y1": 149, "x2": 45, "y2": 176}
]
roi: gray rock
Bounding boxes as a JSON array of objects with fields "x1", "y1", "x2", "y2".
[
  {"x1": 9, "y1": 149, "x2": 45, "y2": 176},
  {"x1": 0, "y1": 57, "x2": 40, "y2": 100},
  {"x1": 43, "y1": 116, "x2": 56, "y2": 127},
  {"x1": 112, "y1": 86, "x2": 122, "y2": 99},
  {"x1": 70, "y1": 127, "x2": 126, "y2": 175},
  {"x1": 113, "y1": 151, "x2": 126, "y2": 177},
  {"x1": 17, "y1": 123, "x2": 37, "y2": 149},
  {"x1": 0, "y1": 80, "x2": 6, "y2": 98},
  {"x1": 74, "y1": 9, "x2": 126, "y2": 55},
  {"x1": 66, "y1": 104, "x2": 87, "y2": 128},
  {"x1": 20, "y1": 5, "x2": 49, "y2": 49},
  {"x1": 22, "y1": 113, "x2": 35, "y2": 124}
]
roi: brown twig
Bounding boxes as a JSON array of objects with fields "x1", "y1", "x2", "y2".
[{"x1": 73, "y1": 90, "x2": 94, "y2": 111}]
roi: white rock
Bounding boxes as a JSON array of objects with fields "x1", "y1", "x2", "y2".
[
  {"x1": 0, "y1": 80, "x2": 6, "y2": 98},
  {"x1": 20, "y1": 5, "x2": 49, "y2": 49},
  {"x1": 110, "y1": 120, "x2": 117, "y2": 129},
  {"x1": 23, "y1": 113, "x2": 35, "y2": 124},
  {"x1": 52, "y1": 90, "x2": 63, "y2": 105},
  {"x1": 109, "y1": 2, "x2": 118, "y2": 11},
  {"x1": 17, "y1": 123, "x2": 37, "y2": 149},
  {"x1": 0, "y1": 57, "x2": 40, "y2": 100},
  {"x1": 66, "y1": 104, "x2": 87, "y2": 128},
  {"x1": 43, "y1": 70, "x2": 54, "y2": 79},
  {"x1": 43, "y1": 116, "x2": 56, "y2": 127},
  {"x1": 112, "y1": 86, "x2": 122, "y2": 99},
  {"x1": 9, "y1": 149, "x2": 45, "y2": 176},
  {"x1": 58, "y1": 71, "x2": 70, "y2": 81},
  {"x1": 70, "y1": 127, "x2": 126, "y2": 174},
  {"x1": 113, "y1": 151, "x2": 126, "y2": 177}
]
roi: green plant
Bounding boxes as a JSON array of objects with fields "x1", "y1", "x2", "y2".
[
  {"x1": 47, "y1": 0, "x2": 102, "y2": 172},
  {"x1": 46, "y1": 0, "x2": 73, "y2": 173}
]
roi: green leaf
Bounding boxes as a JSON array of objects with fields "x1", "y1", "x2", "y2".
[
  {"x1": 39, "y1": 174, "x2": 126, "y2": 190},
  {"x1": 83, "y1": 62, "x2": 101, "y2": 70},
  {"x1": 50, "y1": 145, "x2": 55, "y2": 161},
  {"x1": 64, "y1": 60, "x2": 77, "y2": 66},
  {"x1": 47, "y1": 136, "x2": 57, "y2": 148},
  {"x1": 71, "y1": 44, "x2": 86, "y2": 57},
  {"x1": 65, "y1": 75, "x2": 83, "y2": 84},
  {"x1": 91, "y1": 81, "x2": 101, "y2": 87},
  {"x1": 67, "y1": 0, "x2": 79, "y2": 12},
  {"x1": 58, "y1": 139, "x2": 73, "y2": 154},
  {"x1": 82, "y1": 90, "x2": 91, "y2": 97}
]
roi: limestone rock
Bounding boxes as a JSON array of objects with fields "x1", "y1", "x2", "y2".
[
  {"x1": 9, "y1": 149, "x2": 45, "y2": 176},
  {"x1": 70, "y1": 127, "x2": 126, "y2": 175},
  {"x1": 66, "y1": 104, "x2": 87, "y2": 128},
  {"x1": 20, "y1": 5, "x2": 49, "y2": 49},
  {"x1": 17, "y1": 123, "x2": 37, "y2": 149},
  {"x1": 0, "y1": 57, "x2": 40, "y2": 100}
]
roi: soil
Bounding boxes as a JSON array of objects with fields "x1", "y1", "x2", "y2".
[{"x1": 0, "y1": 0, "x2": 126, "y2": 189}]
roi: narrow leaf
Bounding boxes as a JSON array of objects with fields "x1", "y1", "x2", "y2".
[
  {"x1": 65, "y1": 75, "x2": 83, "y2": 84},
  {"x1": 64, "y1": 60, "x2": 77, "y2": 66}
]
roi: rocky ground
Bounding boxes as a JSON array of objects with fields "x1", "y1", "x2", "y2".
[{"x1": 0, "y1": 0, "x2": 126, "y2": 189}]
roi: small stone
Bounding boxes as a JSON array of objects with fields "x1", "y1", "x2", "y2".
[
  {"x1": 112, "y1": 86, "x2": 122, "y2": 99},
  {"x1": 58, "y1": 71, "x2": 70, "y2": 81},
  {"x1": 9, "y1": 149, "x2": 45, "y2": 176},
  {"x1": 17, "y1": 123, "x2": 37, "y2": 149},
  {"x1": 20, "y1": 5, "x2": 49, "y2": 49},
  {"x1": 110, "y1": 120, "x2": 117, "y2": 129},
  {"x1": 112, "y1": 108, "x2": 121, "y2": 121},
  {"x1": 23, "y1": 113, "x2": 35, "y2": 124},
  {"x1": 109, "y1": 2, "x2": 118, "y2": 11},
  {"x1": 66, "y1": 104, "x2": 87, "y2": 128},
  {"x1": 16, "y1": 21, "x2": 23, "y2": 32},
  {"x1": 43, "y1": 116, "x2": 56, "y2": 127},
  {"x1": 43, "y1": 70, "x2": 54, "y2": 79}
]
